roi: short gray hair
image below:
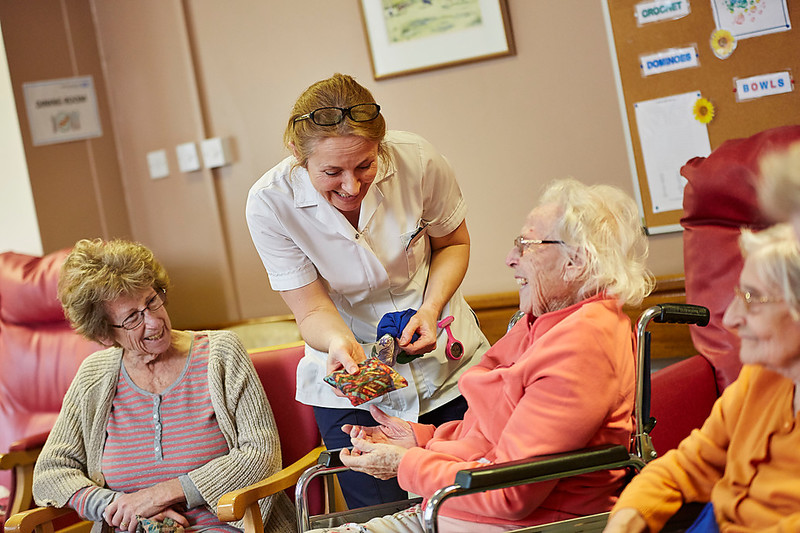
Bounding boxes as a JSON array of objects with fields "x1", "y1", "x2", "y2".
[
  {"x1": 758, "y1": 141, "x2": 800, "y2": 222},
  {"x1": 739, "y1": 223, "x2": 800, "y2": 319},
  {"x1": 540, "y1": 178, "x2": 655, "y2": 306}
]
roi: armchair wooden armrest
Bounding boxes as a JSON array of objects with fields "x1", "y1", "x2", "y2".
[
  {"x1": 4, "y1": 506, "x2": 90, "y2": 533},
  {"x1": 1, "y1": 432, "x2": 49, "y2": 519},
  {"x1": 217, "y1": 445, "x2": 325, "y2": 532}
]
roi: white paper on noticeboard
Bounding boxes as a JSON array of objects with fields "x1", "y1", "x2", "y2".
[
  {"x1": 710, "y1": 0, "x2": 790, "y2": 40},
  {"x1": 633, "y1": 91, "x2": 711, "y2": 213}
]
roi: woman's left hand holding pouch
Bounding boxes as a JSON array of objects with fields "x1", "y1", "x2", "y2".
[{"x1": 103, "y1": 481, "x2": 189, "y2": 533}]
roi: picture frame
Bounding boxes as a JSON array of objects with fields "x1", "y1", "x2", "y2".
[{"x1": 359, "y1": 0, "x2": 515, "y2": 80}]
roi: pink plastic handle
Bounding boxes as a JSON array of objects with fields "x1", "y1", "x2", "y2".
[{"x1": 437, "y1": 316, "x2": 463, "y2": 360}]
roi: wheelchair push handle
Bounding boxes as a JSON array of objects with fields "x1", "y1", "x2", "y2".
[{"x1": 651, "y1": 303, "x2": 710, "y2": 326}]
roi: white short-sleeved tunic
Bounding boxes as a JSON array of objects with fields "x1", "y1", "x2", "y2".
[{"x1": 246, "y1": 131, "x2": 489, "y2": 420}]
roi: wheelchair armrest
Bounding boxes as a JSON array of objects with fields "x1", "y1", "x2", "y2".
[
  {"x1": 423, "y1": 445, "x2": 641, "y2": 533},
  {"x1": 454, "y1": 444, "x2": 635, "y2": 490},
  {"x1": 217, "y1": 445, "x2": 325, "y2": 523}
]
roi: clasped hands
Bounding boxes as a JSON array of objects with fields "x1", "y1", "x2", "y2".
[
  {"x1": 103, "y1": 481, "x2": 189, "y2": 533},
  {"x1": 338, "y1": 405, "x2": 418, "y2": 480}
]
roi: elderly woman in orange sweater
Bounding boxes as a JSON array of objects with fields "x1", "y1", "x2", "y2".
[
  {"x1": 307, "y1": 178, "x2": 654, "y2": 533},
  {"x1": 604, "y1": 223, "x2": 800, "y2": 532}
]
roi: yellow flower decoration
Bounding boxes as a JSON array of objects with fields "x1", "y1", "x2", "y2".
[
  {"x1": 710, "y1": 28, "x2": 737, "y2": 59},
  {"x1": 693, "y1": 97, "x2": 715, "y2": 124}
]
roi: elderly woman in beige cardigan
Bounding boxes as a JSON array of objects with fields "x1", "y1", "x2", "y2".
[{"x1": 33, "y1": 239, "x2": 295, "y2": 533}]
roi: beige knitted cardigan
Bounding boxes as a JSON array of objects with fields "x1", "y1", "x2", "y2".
[{"x1": 33, "y1": 330, "x2": 296, "y2": 532}]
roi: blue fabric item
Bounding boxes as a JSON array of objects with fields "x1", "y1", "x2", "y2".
[
  {"x1": 377, "y1": 309, "x2": 420, "y2": 364},
  {"x1": 686, "y1": 502, "x2": 719, "y2": 533},
  {"x1": 377, "y1": 309, "x2": 420, "y2": 343}
]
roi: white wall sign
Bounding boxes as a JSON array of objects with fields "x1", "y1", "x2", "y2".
[
  {"x1": 640, "y1": 45, "x2": 698, "y2": 76},
  {"x1": 734, "y1": 71, "x2": 794, "y2": 102},
  {"x1": 22, "y1": 76, "x2": 102, "y2": 146},
  {"x1": 635, "y1": 0, "x2": 690, "y2": 25}
]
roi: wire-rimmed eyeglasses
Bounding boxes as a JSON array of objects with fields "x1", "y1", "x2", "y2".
[
  {"x1": 292, "y1": 103, "x2": 381, "y2": 127},
  {"x1": 513, "y1": 236, "x2": 565, "y2": 255},
  {"x1": 110, "y1": 288, "x2": 167, "y2": 330},
  {"x1": 732, "y1": 286, "x2": 783, "y2": 311}
]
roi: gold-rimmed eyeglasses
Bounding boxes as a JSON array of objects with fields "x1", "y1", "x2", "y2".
[
  {"x1": 732, "y1": 286, "x2": 783, "y2": 311},
  {"x1": 110, "y1": 288, "x2": 167, "y2": 330},
  {"x1": 513, "y1": 236, "x2": 565, "y2": 255}
]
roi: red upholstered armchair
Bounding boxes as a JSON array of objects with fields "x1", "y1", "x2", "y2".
[
  {"x1": 0, "y1": 249, "x2": 102, "y2": 525},
  {"x1": 680, "y1": 125, "x2": 800, "y2": 391}
]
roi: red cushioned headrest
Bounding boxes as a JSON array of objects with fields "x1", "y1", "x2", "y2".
[
  {"x1": 682, "y1": 125, "x2": 800, "y2": 227},
  {"x1": 681, "y1": 125, "x2": 800, "y2": 390},
  {"x1": 0, "y1": 249, "x2": 71, "y2": 325}
]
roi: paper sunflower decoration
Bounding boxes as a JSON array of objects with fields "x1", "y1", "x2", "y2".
[
  {"x1": 693, "y1": 97, "x2": 715, "y2": 124},
  {"x1": 711, "y1": 28, "x2": 737, "y2": 59}
]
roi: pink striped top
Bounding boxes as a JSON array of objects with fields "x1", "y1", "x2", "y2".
[{"x1": 70, "y1": 333, "x2": 237, "y2": 532}]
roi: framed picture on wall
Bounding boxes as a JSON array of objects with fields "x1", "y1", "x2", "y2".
[{"x1": 359, "y1": 0, "x2": 515, "y2": 80}]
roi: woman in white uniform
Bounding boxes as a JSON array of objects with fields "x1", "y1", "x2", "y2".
[{"x1": 245, "y1": 73, "x2": 489, "y2": 508}]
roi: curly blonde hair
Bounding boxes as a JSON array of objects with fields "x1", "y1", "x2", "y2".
[{"x1": 57, "y1": 238, "x2": 169, "y2": 342}]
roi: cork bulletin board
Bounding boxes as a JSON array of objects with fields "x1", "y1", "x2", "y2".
[{"x1": 603, "y1": 0, "x2": 799, "y2": 233}]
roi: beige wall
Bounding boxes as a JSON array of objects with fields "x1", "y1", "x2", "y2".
[
  {"x1": 0, "y1": 0, "x2": 131, "y2": 253},
  {"x1": 1, "y1": 0, "x2": 685, "y2": 328}
]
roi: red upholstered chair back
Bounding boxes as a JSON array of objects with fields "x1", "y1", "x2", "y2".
[
  {"x1": 0, "y1": 249, "x2": 103, "y2": 521},
  {"x1": 247, "y1": 342, "x2": 323, "y2": 511},
  {"x1": 649, "y1": 355, "x2": 718, "y2": 456},
  {"x1": 680, "y1": 125, "x2": 800, "y2": 391}
]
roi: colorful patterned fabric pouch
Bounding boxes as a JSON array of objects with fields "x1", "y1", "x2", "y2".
[
  {"x1": 324, "y1": 358, "x2": 408, "y2": 406},
  {"x1": 135, "y1": 516, "x2": 184, "y2": 533}
]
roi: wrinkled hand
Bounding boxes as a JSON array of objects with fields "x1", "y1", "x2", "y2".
[
  {"x1": 398, "y1": 307, "x2": 438, "y2": 355},
  {"x1": 340, "y1": 438, "x2": 408, "y2": 480},
  {"x1": 602, "y1": 508, "x2": 648, "y2": 533},
  {"x1": 103, "y1": 486, "x2": 188, "y2": 533},
  {"x1": 342, "y1": 406, "x2": 417, "y2": 449},
  {"x1": 326, "y1": 336, "x2": 366, "y2": 376}
]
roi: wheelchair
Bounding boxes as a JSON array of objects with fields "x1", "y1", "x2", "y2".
[{"x1": 293, "y1": 303, "x2": 711, "y2": 533}]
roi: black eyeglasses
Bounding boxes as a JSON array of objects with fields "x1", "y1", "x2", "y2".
[
  {"x1": 513, "y1": 236, "x2": 564, "y2": 255},
  {"x1": 111, "y1": 289, "x2": 167, "y2": 330},
  {"x1": 293, "y1": 103, "x2": 381, "y2": 127}
]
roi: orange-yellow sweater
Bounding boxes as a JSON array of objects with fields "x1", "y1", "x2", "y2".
[{"x1": 611, "y1": 364, "x2": 800, "y2": 532}]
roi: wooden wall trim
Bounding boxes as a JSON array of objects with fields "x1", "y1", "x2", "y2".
[{"x1": 466, "y1": 275, "x2": 695, "y2": 360}]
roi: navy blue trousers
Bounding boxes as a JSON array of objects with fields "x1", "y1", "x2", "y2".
[{"x1": 313, "y1": 395, "x2": 469, "y2": 510}]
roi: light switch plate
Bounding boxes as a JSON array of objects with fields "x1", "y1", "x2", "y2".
[
  {"x1": 200, "y1": 137, "x2": 232, "y2": 168},
  {"x1": 176, "y1": 142, "x2": 201, "y2": 172},
  {"x1": 146, "y1": 150, "x2": 169, "y2": 179}
]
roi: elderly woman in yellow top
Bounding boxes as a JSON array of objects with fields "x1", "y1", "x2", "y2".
[
  {"x1": 604, "y1": 223, "x2": 800, "y2": 532},
  {"x1": 32, "y1": 239, "x2": 294, "y2": 533}
]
